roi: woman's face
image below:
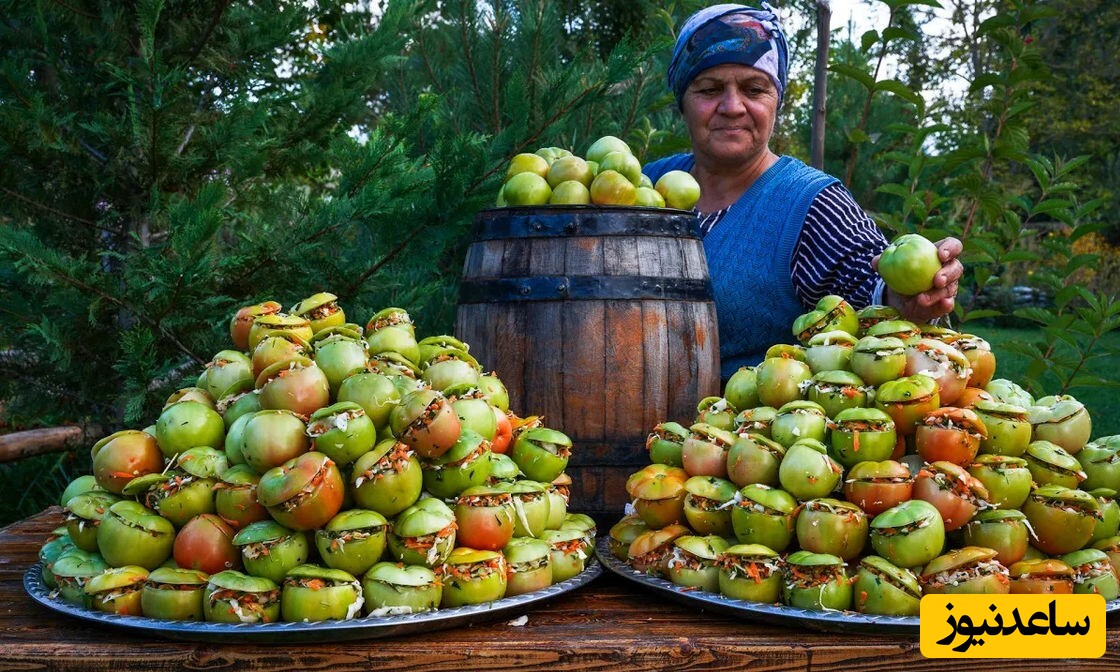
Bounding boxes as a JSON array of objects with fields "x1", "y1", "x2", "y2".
[{"x1": 681, "y1": 63, "x2": 779, "y2": 170}]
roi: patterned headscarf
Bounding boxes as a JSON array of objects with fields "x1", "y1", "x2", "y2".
[{"x1": 667, "y1": 3, "x2": 789, "y2": 107}]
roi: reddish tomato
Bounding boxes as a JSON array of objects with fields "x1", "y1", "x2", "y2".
[
  {"x1": 891, "y1": 434, "x2": 907, "y2": 461},
  {"x1": 454, "y1": 488, "x2": 516, "y2": 551},
  {"x1": 912, "y1": 462, "x2": 989, "y2": 531},
  {"x1": 915, "y1": 407, "x2": 987, "y2": 465},
  {"x1": 174, "y1": 514, "x2": 242, "y2": 574},
  {"x1": 1008, "y1": 559, "x2": 1074, "y2": 595},
  {"x1": 490, "y1": 408, "x2": 513, "y2": 455},
  {"x1": 257, "y1": 453, "x2": 345, "y2": 531},
  {"x1": 844, "y1": 460, "x2": 913, "y2": 516},
  {"x1": 955, "y1": 387, "x2": 994, "y2": 409},
  {"x1": 91, "y1": 430, "x2": 165, "y2": 494}
]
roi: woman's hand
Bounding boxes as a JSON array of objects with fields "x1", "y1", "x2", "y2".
[{"x1": 873, "y1": 237, "x2": 964, "y2": 324}]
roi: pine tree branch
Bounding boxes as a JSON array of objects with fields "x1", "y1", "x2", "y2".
[
  {"x1": 415, "y1": 31, "x2": 456, "y2": 137},
  {"x1": 458, "y1": 0, "x2": 486, "y2": 128},
  {"x1": 526, "y1": 3, "x2": 542, "y2": 132},
  {"x1": 343, "y1": 78, "x2": 610, "y2": 290},
  {"x1": 1, "y1": 187, "x2": 108, "y2": 232},
  {"x1": 467, "y1": 81, "x2": 607, "y2": 193},
  {"x1": 49, "y1": 0, "x2": 97, "y2": 20},
  {"x1": 185, "y1": 0, "x2": 232, "y2": 64},
  {"x1": 844, "y1": 8, "x2": 894, "y2": 187},
  {"x1": 488, "y1": 4, "x2": 506, "y2": 137},
  {"x1": 20, "y1": 252, "x2": 206, "y2": 365},
  {"x1": 222, "y1": 136, "x2": 405, "y2": 292},
  {"x1": 2, "y1": 72, "x2": 32, "y2": 108},
  {"x1": 342, "y1": 224, "x2": 426, "y2": 297},
  {"x1": 176, "y1": 124, "x2": 196, "y2": 156},
  {"x1": 621, "y1": 66, "x2": 647, "y2": 137}
]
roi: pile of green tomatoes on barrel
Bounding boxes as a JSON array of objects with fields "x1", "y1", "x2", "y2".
[
  {"x1": 611, "y1": 292, "x2": 1120, "y2": 615},
  {"x1": 39, "y1": 293, "x2": 594, "y2": 624}
]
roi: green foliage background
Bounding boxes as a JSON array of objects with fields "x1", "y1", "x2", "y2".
[{"x1": 1, "y1": 0, "x2": 1118, "y2": 525}]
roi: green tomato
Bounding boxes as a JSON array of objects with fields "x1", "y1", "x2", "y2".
[
  {"x1": 869, "y1": 499, "x2": 946, "y2": 568},
  {"x1": 852, "y1": 556, "x2": 920, "y2": 616},
  {"x1": 585, "y1": 135, "x2": 631, "y2": 164},
  {"x1": 96, "y1": 501, "x2": 175, "y2": 570},
  {"x1": 155, "y1": 400, "x2": 225, "y2": 459},
  {"x1": 654, "y1": 170, "x2": 702, "y2": 210},
  {"x1": 280, "y1": 564, "x2": 363, "y2": 622},
  {"x1": 233, "y1": 521, "x2": 312, "y2": 583},
  {"x1": 782, "y1": 551, "x2": 852, "y2": 611},
  {"x1": 731, "y1": 484, "x2": 798, "y2": 551},
  {"x1": 362, "y1": 562, "x2": 441, "y2": 614},
  {"x1": 203, "y1": 570, "x2": 280, "y2": 623},
  {"x1": 716, "y1": 544, "x2": 783, "y2": 602},
  {"x1": 878, "y1": 233, "x2": 941, "y2": 295},
  {"x1": 503, "y1": 537, "x2": 553, "y2": 596},
  {"x1": 438, "y1": 548, "x2": 507, "y2": 607},
  {"x1": 141, "y1": 567, "x2": 209, "y2": 620},
  {"x1": 314, "y1": 509, "x2": 388, "y2": 577}
]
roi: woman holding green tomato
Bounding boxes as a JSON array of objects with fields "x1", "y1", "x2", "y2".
[{"x1": 642, "y1": 3, "x2": 962, "y2": 379}]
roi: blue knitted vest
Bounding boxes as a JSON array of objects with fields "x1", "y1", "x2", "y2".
[{"x1": 644, "y1": 154, "x2": 838, "y2": 379}]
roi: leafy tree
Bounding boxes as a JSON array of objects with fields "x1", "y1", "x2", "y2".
[
  {"x1": 1023, "y1": 0, "x2": 1120, "y2": 244},
  {"x1": 0, "y1": 0, "x2": 664, "y2": 523},
  {"x1": 834, "y1": 0, "x2": 1120, "y2": 398},
  {"x1": 793, "y1": 39, "x2": 913, "y2": 208},
  {"x1": 1, "y1": 0, "x2": 435, "y2": 426}
]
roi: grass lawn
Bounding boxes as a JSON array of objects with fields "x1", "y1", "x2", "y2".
[{"x1": 966, "y1": 323, "x2": 1120, "y2": 437}]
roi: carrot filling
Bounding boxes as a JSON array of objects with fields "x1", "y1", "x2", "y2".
[
  {"x1": 307, "y1": 407, "x2": 366, "y2": 437},
  {"x1": 1071, "y1": 560, "x2": 1113, "y2": 583},
  {"x1": 874, "y1": 516, "x2": 934, "y2": 537},
  {"x1": 735, "y1": 499, "x2": 786, "y2": 516},
  {"x1": 93, "y1": 583, "x2": 144, "y2": 602},
  {"x1": 369, "y1": 313, "x2": 411, "y2": 331},
  {"x1": 784, "y1": 564, "x2": 845, "y2": 588},
  {"x1": 716, "y1": 556, "x2": 781, "y2": 584},
  {"x1": 508, "y1": 556, "x2": 550, "y2": 575},
  {"x1": 398, "y1": 522, "x2": 458, "y2": 551},
  {"x1": 148, "y1": 582, "x2": 206, "y2": 592},
  {"x1": 458, "y1": 492, "x2": 513, "y2": 508},
  {"x1": 407, "y1": 399, "x2": 448, "y2": 434},
  {"x1": 354, "y1": 444, "x2": 415, "y2": 486},
  {"x1": 918, "y1": 468, "x2": 986, "y2": 505},
  {"x1": 438, "y1": 556, "x2": 506, "y2": 581},
  {"x1": 630, "y1": 544, "x2": 673, "y2": 569},
  {"x1": 208, "y1": 587, "x2": 280, "y2": 620},
  {"x1": 685, "y1": 494, "x2": 726, "y2": 512},
  {"x1": 921, "y1": 560, "x2": 1008, "y2": 589},
  {"x1": 306, "y1": 302, "x2": 339, "y2": 320},
  {"x1": 1029, "y1": 495, "x2": 1103, "y2": 520},
  {"x1": 666, "y1": 548, "x2": 714, "y2": 572},
  {"x1": 322, "y1": 527, "x2": 383, "y2": 552}
]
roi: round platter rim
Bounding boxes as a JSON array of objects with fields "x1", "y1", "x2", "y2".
[
  {"x1": 24, "y1": 557, "x2": 602, "y2": 643},
  {"x1": 594, "y1": 536, "x2": 1120, "y2": 636}
]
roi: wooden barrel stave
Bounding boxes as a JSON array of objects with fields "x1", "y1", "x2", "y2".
[{"x1": 456, "y1": 207, "x2": 719, "y2": 523}]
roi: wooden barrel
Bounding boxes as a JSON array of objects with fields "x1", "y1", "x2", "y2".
[{"x1": 455, "y1": 206, "x2": 720, "y2": 525}]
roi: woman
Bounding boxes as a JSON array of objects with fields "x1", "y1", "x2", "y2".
[{"x1": 643, "y1": 3, "x2": 963, "y2": 379}]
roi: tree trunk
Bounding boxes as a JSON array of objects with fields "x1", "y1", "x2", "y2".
[
  {"x1": 811, "y1": 0, "x2": 832, "y2": 170},
  {"x1": 0, "y1": 425, "x2": 102, "y2": 463}
]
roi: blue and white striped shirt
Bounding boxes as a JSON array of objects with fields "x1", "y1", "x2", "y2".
[{"x1": 697, "y1": 182, "x2": 887, "y2": 309}]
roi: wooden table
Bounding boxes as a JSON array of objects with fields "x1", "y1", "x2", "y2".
[{"x1": 3, "y1": 508, "x2": 1118, "y2": 671}]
